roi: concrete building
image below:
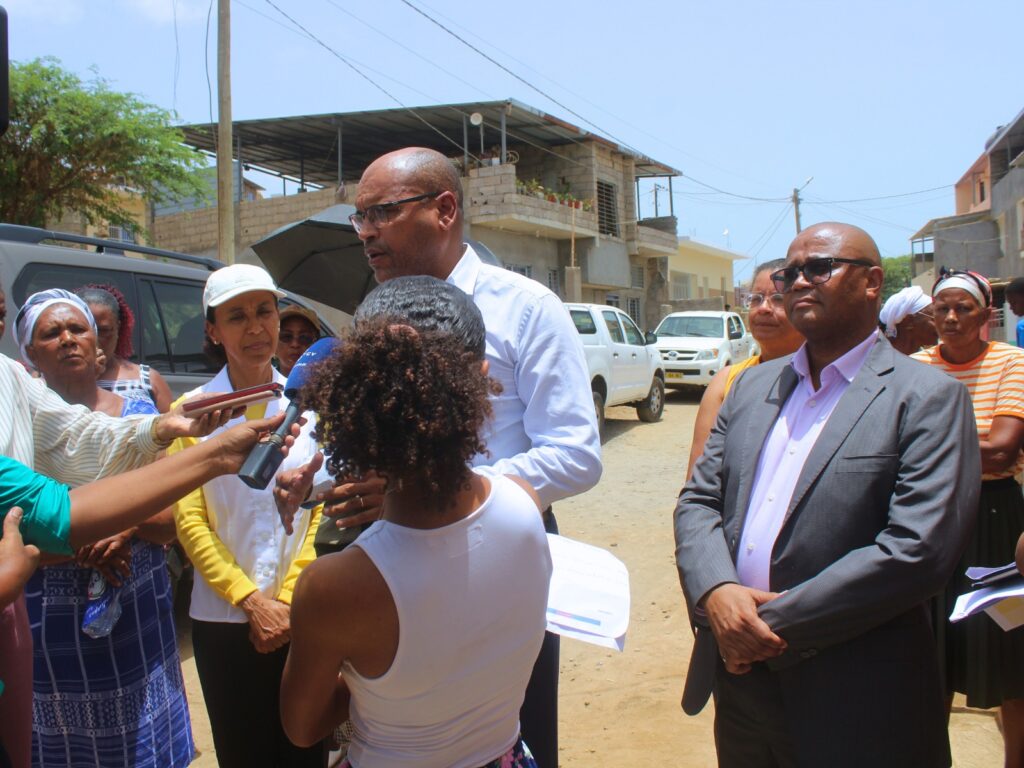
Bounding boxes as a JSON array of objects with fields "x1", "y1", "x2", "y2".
[
  {"x1": 911, "y1": 105, "x2": 1024, "y2": 285},
  {"x1": 151, "y1": 100, "x2": 680, "y2": 324}
]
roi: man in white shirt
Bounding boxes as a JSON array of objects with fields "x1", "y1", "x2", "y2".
[{"x1": 350, "y1": 146, "x2": 602, "y2": 766}]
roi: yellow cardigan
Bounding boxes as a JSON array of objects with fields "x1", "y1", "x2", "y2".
[{"x1": 167, "y1": 399, "x2": 321, "y2": 607}]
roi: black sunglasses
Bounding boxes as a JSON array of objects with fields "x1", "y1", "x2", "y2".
[
  {"x1": 770, "y1": 257, "x2": 874, "y2": 293},
  {"x1": 349, "y1": 192, "x2": 442, "y2": 232}
]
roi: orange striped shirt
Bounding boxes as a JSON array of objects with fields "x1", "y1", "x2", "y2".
[{"x1": 912, "y1": 341, "x2": 1024, "y2": 479}]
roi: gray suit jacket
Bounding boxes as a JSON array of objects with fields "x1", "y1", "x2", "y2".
[{"x1": 674, "y1": 338, "x2": 980, "y2": 767}]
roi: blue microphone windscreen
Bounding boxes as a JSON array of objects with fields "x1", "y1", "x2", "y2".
[{"x1": 284, "y1": 337, "x2": 341, "y2": 397}]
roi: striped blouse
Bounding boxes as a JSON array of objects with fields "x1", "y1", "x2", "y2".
[
  {"x1": 0, "y1": 354, "x2": 165, "y2": 481},
  {"x1": 912, "y1": 341, "x2": 1024, "y2": 480}
]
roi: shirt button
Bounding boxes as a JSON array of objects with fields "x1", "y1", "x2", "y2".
[
  {"x1": 788, "y1": 447, "x2": 796, "y2": 455},
  {"x1": 746, "y1": 543, "x2": 755, "y2": 552},
  {"x1": 767, "y1": 494, "x2": 775, "y2": 502},
  {"x1": 808, "y1": 400, "x2": 817, "y2": 408}
]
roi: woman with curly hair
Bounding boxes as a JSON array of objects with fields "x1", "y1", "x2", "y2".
[
  {"x1": 75, "y1": 285, "x2": 173, "y2": 412},
  {"x1": 280, "y1": 276, "x2": 552, "y2": 768}
]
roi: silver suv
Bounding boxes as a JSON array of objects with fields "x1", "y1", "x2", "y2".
[{"x1": 0, "y1": 225, "x2": 335, "y2": 396}]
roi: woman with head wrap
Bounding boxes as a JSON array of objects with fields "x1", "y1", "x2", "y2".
[
  {"x1": 280, "y1": 276, "x2": 551, "y2": 768},
  {"x1": 878, "y1": 285, "x2": 937, "y2": 355},
  {"x1": 912, "y1": 270, "x2": 1024, "y2": 768},
  {"x1": 75, "y1": 284, "x2": 173, "y2": 412},
  {"x1": 14, "y1": 288, "x2": 194, "y2": 768}
]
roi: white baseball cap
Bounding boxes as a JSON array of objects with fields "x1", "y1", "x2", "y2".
[{"x1": 203, "y1": 264, "x2": 286, "y2": 314}]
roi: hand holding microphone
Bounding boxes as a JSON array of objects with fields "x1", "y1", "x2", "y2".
[{"x1": 238, "y1": 337, "x2": 340, "y2": 490}]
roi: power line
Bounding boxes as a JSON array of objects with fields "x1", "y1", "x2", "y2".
[
  {"x1": 680, "y1": 174, "x2": 789, "y2": 203},
  {"x1": 810, "y1": 184, "x2": 951, "y2": 204},
  {"x1": 260, "y1": 0, "x2": 476, "y2": 160},
  {"x1": 398, "y1": 0, "x2": 646, "y2": 157}
]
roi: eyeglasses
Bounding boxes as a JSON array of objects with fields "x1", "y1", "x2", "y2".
[
  {"x1": 770, "y1": 257, "x2": 874, "y2": 293},
  {"x1": 745, "y1": 292, "x2": 785, "y2": 309},
  {"x1": 279, "y1": 332, "x2": 317, "y2": 346},
  {"x1": 348, "y1": 192, "x2": 442, "y2": 233}
]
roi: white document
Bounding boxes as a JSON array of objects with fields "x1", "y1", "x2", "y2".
[
  {"x1": 545, "y1": 534, "x2": 630, "y2": 651},
  {"x1": 950, "y1": 572, "x2": 1024, "y2": 631}
]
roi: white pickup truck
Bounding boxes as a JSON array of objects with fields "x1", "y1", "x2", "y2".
[
  {"x1": 652, "y1": 310, "x2": 755, "y2": 388},
  {"x1": 566, "y1": 303, "x2": 666, "y2": 433}
]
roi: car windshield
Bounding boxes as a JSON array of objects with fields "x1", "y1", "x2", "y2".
[{"x1": 655, "y1": 316, "x2": 725, "y2": 339}]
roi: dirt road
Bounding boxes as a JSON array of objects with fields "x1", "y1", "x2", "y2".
[{"x1": 179, "y1": 389, "x2": 1003, "y2": 766}]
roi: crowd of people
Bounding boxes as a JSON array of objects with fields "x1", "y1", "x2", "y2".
[{"x1": 2, "y1": 142, "x2": 1024, "y2": 768}]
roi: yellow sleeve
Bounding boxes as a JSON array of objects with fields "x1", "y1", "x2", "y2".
[
  {"x1": 167, "y1": 394, "x2": 258, "y2": 606},
  {"x1": 277, "y1": 504, "x2": 322, "y2": 605}
]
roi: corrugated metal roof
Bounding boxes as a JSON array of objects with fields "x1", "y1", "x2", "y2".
[{"x1": 179, "y1": 99, "x2": 680, "y2": 185}]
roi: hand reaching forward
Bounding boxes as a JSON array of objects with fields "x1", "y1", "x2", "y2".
[{"x1": 703, "y1": 582, "x2": 786, "y2": 674}]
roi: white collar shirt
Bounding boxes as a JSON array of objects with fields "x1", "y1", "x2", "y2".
[{"x1": 445, "y1": 245, "x2": 602, "y2": 508}]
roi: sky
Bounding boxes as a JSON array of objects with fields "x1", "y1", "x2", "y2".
[{"x1": 8, "y1": 0, "x2": 1024, "y2": 283}]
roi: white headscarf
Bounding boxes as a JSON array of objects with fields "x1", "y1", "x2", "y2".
[
  {"x1": 14, "y1": 288, "x2": 98, "y2": 369},
  {"x1": 932, "y1": 273, "x2": 990, "y2": 308},
  {"x1": 879, "y1": 286, "x2": 932, "y2": 338}
]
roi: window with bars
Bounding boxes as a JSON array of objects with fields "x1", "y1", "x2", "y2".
[
  {"x1": 547, "y1": 268, "x2": 560, "y2": 295},
  {"x1": 597, "y1": 181, "x2": 619, "y2": 236},
  {"x1": 630, "y1": 264, "x2": 645, "y2": 289},
  {"x1": 627, "y1": 297, "x2": 641, "y2": 325},
  {"x1": 108, "y1": 224, "x2": 136, "y2": 244},
  {"x1": 505, "y1": 263, "x2": 533, "y2": 278},
  {"x1": 670, "y1": 270, "x2": 691, "y2": 300}
]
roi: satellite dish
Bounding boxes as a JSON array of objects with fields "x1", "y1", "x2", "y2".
[{"x1": 469, "y1": 112, "x2": 483, "y2": 126}]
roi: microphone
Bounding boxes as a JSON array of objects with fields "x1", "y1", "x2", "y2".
[{"x1": 238, "y1": 337, "x2": 340, "y2": 489}]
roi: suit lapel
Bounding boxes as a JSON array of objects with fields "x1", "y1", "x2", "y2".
[
  {"x1": 781, "y1": 342, "x2": 894, "y2": 527},
  {"x1": 731, "y1": 365, "x2": 798, "y2": 539}
]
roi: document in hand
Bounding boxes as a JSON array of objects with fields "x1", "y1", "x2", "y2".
[
  {"x1": 545, "y1": 534, "x2": 631, "y2": 651},
  {"x1": 951, "y1": 563, "x2": 1024, "y2": 631}
]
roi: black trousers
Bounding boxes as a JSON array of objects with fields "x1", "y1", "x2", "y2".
[
  {"x1": 192, "y1": 619, "x2": 324, "y2": 768},
  {"x1": 519, "y1": 509, "x2": 560, "y2": 768},
  {"x1": 713, "y1": 663, "x2": 797, "y2": 768}
]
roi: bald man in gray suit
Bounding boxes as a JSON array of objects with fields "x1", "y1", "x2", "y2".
[{"x1": 675, "y1": 223, "x2": 980, "y2": 767}]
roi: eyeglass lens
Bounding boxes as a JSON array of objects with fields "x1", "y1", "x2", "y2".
[
  {"x1": 280, "y1": 333, "x2": 316, "y2": 345},
  {"x1": 747, "y1": 293, "x2": 785, "y2": 308}
]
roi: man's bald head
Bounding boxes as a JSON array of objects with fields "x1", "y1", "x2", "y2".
[
  {"x1": 787, "y1": 222, "x2": 881, "y2": 267},
  {"x1": 355, "y1": 147, "x2": 466, "y2": 282},
  {"x1": 363, "y1": 147, "x2": 464, "y2": 210}
]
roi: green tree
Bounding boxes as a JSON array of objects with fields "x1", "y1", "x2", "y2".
[
  {"x1": 0, "y1": 58, "x2": 205, "y2": 234},
  {"x1": 881, "y1": 255, "x2": 913, "y2": 301}
]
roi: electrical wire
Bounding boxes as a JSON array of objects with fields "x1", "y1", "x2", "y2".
[
  {"x1": 171, "y1": 0, "x2": 181, "y2": 115},
  {"x1": 261, "y1": 0, "x2": 478, "y2": 160},
  {"x1": 810, "y1": 184, "x2": 951, "y2": 204},
  {"x1": 398, "y1": 0, "x2": 647, "y2": 158}
]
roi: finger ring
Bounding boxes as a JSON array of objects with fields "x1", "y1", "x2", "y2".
[{"x1": 356, "y1": 494, "x2": 363, "y2": 508}]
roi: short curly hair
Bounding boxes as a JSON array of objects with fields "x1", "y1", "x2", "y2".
[
  {"x1": 302, "y1": 318, "x2": 498, "y2": 512},
  {"x1": 76, "y1": 284, "x2": 135, "y2": 359}
]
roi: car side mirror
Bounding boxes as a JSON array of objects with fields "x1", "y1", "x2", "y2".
[{"x1": 645, "y1": 331, "x2": 658, "y2": 345}]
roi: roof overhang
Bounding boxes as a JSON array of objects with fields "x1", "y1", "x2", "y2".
[
  {"x1": 178, "y1": 99, "x2": 680, "y2": 185},
  {"x1": 910, "y1": 210, "x2": 992, "y2": 241}
]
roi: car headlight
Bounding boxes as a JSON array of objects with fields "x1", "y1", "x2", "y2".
[{"x1": 694, "y1": 349, "x2": 717, "y2": 361}]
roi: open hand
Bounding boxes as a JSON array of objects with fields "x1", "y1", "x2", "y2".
[
  {"x1": 320, "y1": 472, "x2": 387, "y2": 530},
  {"x1": 154, "y1": 396, "x2": 250, "y2": 442},
  {"x1": 274, "y1": 453, "x2": 324, "y2": 535},
  {"x1": 0, "y1": 508, "x2": 41, "y2": 607}
]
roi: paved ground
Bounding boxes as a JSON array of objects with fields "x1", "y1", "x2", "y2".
[{"x1": 178, "y1": 387, "x2": 1004, "y2": 766}]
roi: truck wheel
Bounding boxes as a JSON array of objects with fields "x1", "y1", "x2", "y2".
[
  {"x1": 593, "y1": 389, "x2": 606, "y2": 436},
  {"x1": 637, "y1": 377, "x2": 665, "y2": 423}
]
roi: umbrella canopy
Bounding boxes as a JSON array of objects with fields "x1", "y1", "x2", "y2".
[
  {"x1": 252, "y1": 204, "x2": 373, "y2": 315},
  {"x1": 252, "y1": 203, "x2": 505, "y2": 315}
]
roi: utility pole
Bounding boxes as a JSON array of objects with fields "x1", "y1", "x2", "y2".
[
  {"x1": 792, "y1": 176, "x2": 813, "y2": 235},
  {"x1": 216, "y1": 0, "x2": 235, "y2": 264}
]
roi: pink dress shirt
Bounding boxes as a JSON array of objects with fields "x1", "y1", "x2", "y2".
[{"x1": 736, "y1": 331, "x2": 880, "y2": 591}]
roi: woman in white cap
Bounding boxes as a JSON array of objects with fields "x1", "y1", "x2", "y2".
[
  {"x1": 878, "y1": 285, "x2": 937, "y2": 355},
  {"x1": 167, "y1": 264, "x2": 324, "y2": 767},
  {"x1": 912, "y1": 269, "x2": 1024, "y2": 767}
]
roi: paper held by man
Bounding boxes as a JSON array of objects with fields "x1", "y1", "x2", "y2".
[
  {"x1": 951, "y1": 563, "x2": 1024, "y2": 631},
  {"x1": 545, "y1": 534, "x2": 631, "y2": 651}
]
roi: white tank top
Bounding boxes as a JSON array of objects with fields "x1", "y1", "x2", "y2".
[{"x1": 343, "y1": 473, "x2": 552, "y2": 768}]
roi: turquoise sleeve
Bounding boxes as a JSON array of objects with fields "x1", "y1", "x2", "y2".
[{"x1": 0, "y1": 457, "x2": 74, "y2": 556}]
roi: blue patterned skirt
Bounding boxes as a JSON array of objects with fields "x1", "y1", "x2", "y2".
[{"x1": 25, "y1": 539, "x2": 194, "y2": 768}]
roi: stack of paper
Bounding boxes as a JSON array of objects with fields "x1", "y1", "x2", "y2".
[
  {"x1": 545, "y1": 534, "x2": 631, "y2": 651},
  {"x1": 950, "y1": 563, "x2": 1024, "y2": 631}
]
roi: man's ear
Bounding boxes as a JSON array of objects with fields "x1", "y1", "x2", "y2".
[
  {"x1": 865, "y1": 266, "x2": 884, "y2": 300},
  {"x1": 436, "y1": 190, "x2": 460, "y2": 232}
]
